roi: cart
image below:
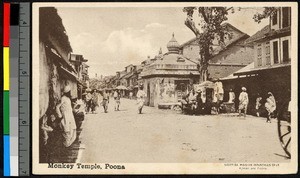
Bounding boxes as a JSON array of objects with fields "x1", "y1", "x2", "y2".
[{"x1": 276, "y1": 99, "x2": 291, "y2": 159}]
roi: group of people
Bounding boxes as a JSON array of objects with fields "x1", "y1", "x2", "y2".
[
  {"x1": 83, "y1": 89, "x2": 121, "y2": 113},
  {"x1": 181, "y1": 88, "x2": 208, "y2": 115},
  {"x1": 83, "y1": 84, "x2": 147, "y2": 114},
  {"x1": 236, "y1": 87, "x2": 277, "y2": 123},
  {"x1": 254, "y1": 91, "x2": 277, "y2": 123},
  {"x1": 40, "y1": 84, "x2": 81, "y2": 162},
  {"x1": 181, "y1": 84, "x2": 278, "y2": 123}
]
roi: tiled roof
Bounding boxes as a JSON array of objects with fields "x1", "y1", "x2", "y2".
[
  {"x1": 155, "y1": 53, "x2": 196, "y2": 65},
  {"x1": 179, "y1": 23, "x2": 248, "y2": 48},
  {"x1": 244, "y1": 25, "x2": 271, "y2": 44},
  {"x1": 208, "y1": 37, "x2": 254, "y2": 66},
  {"x1": 123, "y1": 72, "x2": 135, "y2": 79},
  {"x1": 212, "y1": 34, "x2": 249, "y2": 55}
]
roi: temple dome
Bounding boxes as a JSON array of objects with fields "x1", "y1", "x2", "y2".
[{"x1": 167, "y1": 33, "x2": 180, "y2": 54}]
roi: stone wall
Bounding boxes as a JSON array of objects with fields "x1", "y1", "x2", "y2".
[{"x1": 208, "y1": 64, "x2": 244, "y2": 80}]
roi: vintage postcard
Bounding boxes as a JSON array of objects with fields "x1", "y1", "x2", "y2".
[{"x1": 32, "y1": 2, "x2": 298, "y2": 174}]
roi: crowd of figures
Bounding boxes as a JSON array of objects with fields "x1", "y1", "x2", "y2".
[
  {"x1": 180, "y1": 83, "x2": 289, "y2": 124},
  {"x1": 83, "y1": 85, "x2": 146, "y2": 114},
  {"x1": 40, "y1": 84, "x2": 147, "y2": 162}
]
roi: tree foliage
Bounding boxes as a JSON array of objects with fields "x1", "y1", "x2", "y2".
[
  {"x1": 183, "y1": 7, "x2": 276, "y2": 83},
  {"x1": 183, "y1": 7, "x2": 233, "y2": 82},
  {"x1": 253, "y1": 7, "x2": 278, "y2": 23}
]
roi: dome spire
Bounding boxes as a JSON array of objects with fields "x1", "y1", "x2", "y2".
[
  {"x1": 159, "y1": 47, "x2": 162, "y2": 54},
  {"x1": 167, "y1": 33, "x2": 179, "y2": 54}
]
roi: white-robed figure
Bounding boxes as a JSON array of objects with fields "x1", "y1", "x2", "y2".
[
  {"x1": 136, "y1": 84, "x2": 147, "y2": 114},
  {"x1": 265, "y1": 92, "x2": 276, "y2": 123},
  {"x1": 238, "y1": 87, "x2": 249, "y2": 117},
  {"x1": 56, "y1": 85, "x2": 77, "y2": 147}
]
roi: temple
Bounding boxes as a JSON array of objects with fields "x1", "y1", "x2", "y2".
[{"x1": 140, "y1": 33, "x2": 200, "y2": 107}]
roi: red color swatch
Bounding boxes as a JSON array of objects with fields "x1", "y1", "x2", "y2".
[{"x1": 3, "y1": 3, "x2": 10, "y2": 47}]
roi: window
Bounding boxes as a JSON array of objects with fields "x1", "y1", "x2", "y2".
[
  {"x1": 282, "y1": 7, "x2": 291, "y2": 28},
  {"x1": 273, "y1": 41, "x2": 279, "y2": 64},
  {"x1": 282, "y1": 40, "x2": 290, "y2": 63},
  {"x1": 265, "y1": 42, "x2": 271, "y2": 65},
  {"x1": 272, "y1": 11, "x2": 278, "y2": 25},
  {"x1": 257, "y1": 45, "x2": 262, "y2": 66}
]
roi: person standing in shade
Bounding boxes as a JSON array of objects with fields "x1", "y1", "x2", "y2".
[
  {"x1": 238, "y1": 87, "x2": 249, "y2": 117},
  {"x1": 129, "y1": 91, "x2": 133, "y2": 100},
  {"x1": 113, "y1": 89, "x2": 121, "y2": 111},
  {"x1": 55, "y1": 85, "x2": 77, "y2": 147},
  {"x1": 102, "y1": 89, "x2": 109, "y2": 113},
  {"x1": 265, "y1": 92, "x2": 276, "y2": 123},
  {"x1": 136, "y1": 84, "x2": 146, "y2": 114},
  {"x1": 228, "y1": 89, "x2": 235, "y2": 103}
]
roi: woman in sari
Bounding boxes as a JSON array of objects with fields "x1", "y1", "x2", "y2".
[{"x1": 265, "y1": 92, "x2": 276, "y2": 123}]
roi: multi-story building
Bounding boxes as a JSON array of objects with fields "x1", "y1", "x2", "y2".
[{"x1": 223, "y1": 7, "x2": 291, "y2": 113}]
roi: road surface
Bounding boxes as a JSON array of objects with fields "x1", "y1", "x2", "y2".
[{"x1": 78, "y1": 98, "x2": 289, "y2": 163}]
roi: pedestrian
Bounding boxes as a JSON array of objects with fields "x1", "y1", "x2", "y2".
[
  {"x1": 238, "y1": 87, "x2": 249, "y2": 117},
  {"x1": 216, "y1": 79, "x2": 224, "y2": 101},
  {"x1": 212, "y1": 84, "x2": 219, "y2": 114},
  {"x1": 114, "y1": 89, "x2": 121, "y2": 111},
  {"x1": 255, "y1": 93, "x2": 263, "y2": 117},
  {"x1": 91, "y1": 89, "x2": 99, "y2": 114},
  {"x1": 228, "y1": 89, "x2": 235, "y2": 103},
  {"x1": 85, "y1": 88, "x2": 92, "y2": 114},
  {"x1": 129, "y1": 91, "x2": 133, "y2": 100},
  {"x1": 55, "y1": 85, "x2": 77, "y2": 147},
  {"x1": 215, "y1": 79, "x2": 224, "y2": 114},
  {"x1": 136, "y1": 84, "x2": 146, "y2": 114},
  {"x1": 195, "y1": 89, "x2": 204, "y2": 115},
  {"x1": 265, "y1": 92, "x2": 276, "y2": 123},
  {"x1": 102, "y1": 89, "x2": 109, "y2": 113}
]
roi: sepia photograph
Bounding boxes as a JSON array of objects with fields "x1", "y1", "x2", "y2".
[{"x1": 32, "y1": 2, "x2": 298, "y2": 174}]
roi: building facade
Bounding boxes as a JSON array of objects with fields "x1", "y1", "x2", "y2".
[
  {"x1": 179, "y1": 23, "x2": 254, "y2": 80},
  {"x1": 222, "y1": 7, "x2": 291, "y2": 114},
  {"x1": 140, "y1": 34, "x2": 200, "y2": 107}
]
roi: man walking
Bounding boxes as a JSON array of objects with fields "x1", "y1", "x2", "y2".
[
  {"x1": 113, "y1": 89, "x2": 121, "y2": 111},
  {"x1": 102, "y1": 90, "x2": 109, "y2": 113},
  {"x1": 238, "y1": 87, "x2": 249, "y2": 117},
  {"x1": 85, "y1": 89, "x2": 92, "y2": 114},
  {"x1": 136, "y1": 84, "x2": 146, "y2": 114}
]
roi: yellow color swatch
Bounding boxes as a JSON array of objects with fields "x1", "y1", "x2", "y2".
[{"x1": 3, "y1": 47, "x2": 9, "y2": 90}]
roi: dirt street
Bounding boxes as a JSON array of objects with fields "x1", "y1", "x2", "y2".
[{"x1": 78, "y1": 98, "x2": 289, "y2": 163}]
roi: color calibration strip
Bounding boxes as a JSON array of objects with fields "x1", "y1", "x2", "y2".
[
  {"x1": 10, "y1": 3, "x2": 20, "y2": 176},
  {"x1": 3, "y1": 2, "x2": 11, "y2": 176}
]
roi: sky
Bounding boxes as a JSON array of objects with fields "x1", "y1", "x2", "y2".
[{"x1": 56, "y1": 6, "x2": 269, "y2": 77}]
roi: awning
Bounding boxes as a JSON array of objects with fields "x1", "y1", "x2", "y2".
[
  {"x1": 233, "y1": 63, "x2": 291, "y2": 76},
  {"x1": 221, "y1": 62, "x2": 255, "y2": 80},
  {"x1": 116, "y1": 85, "x2": 128, "y2": 90},
  {"x1": 58, "y1": 66, "x2": 78, "y2": 80}
]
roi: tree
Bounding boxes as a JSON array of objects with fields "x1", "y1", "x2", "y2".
[
  {"x1": 183, "y1": 7, "x2": 277, "y2": 83},
  {"x1": 253, "y1": 7, "x2": 278, "y2": 23},
  {"x1": 183, "y1": 7, "x2": 233, "y2": 83}
]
